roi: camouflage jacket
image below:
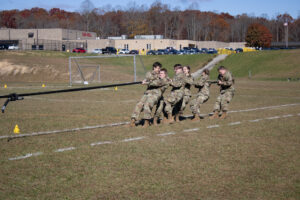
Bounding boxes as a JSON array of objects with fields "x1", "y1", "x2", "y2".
[
  {"x1": 194, "y1": 73, "x2": 210, "y2": 97},
  {"x1": 170, "y1": 72, "x2": 185, "y2": 92},
  {"x1": 183, "y1": 74, "x2": 194, "y2": 97},
  {"x1": 218, "y1": 71, "x2": 235, "y2": 94},
  {"x1": 160, "y1": 77, "x2": 171, "y2": 94},
  {"x1": 144, "y1": 71, "x2": 161, "y2": 95}
]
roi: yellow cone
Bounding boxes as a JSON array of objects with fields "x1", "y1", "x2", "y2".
[
  {"x1": 14, "y1": 125, "x2": 20, "y2": 134},
  {"x1": 114, "y1": 86, "x2": 118, "y2": 91},
  {"x1": 42, "y1": 84, "x2": 45, "y2": 88},
  {"x1": 4, "y1": 84, "x2": 7, "y2": 88}
]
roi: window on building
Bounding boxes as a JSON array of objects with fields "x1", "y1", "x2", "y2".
[
  {"x1": 124, "y1": 44, "x2": 129, "y2": 50},
  {"x1": 146, "y1": 44, "x2": 151, "y2": 50},
  {"x1": 28, "y1": 32, "x2": 34, "y2": 38}
]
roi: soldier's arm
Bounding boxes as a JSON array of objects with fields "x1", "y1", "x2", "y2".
[
  {"x1": 171, "y1": 76, "x2": 184, "y2": 88},
  {"x1": 148, "y1": 78, "x2": 165, "y2": 87},
  {"x1": 194, "y1": 75, "x2": 207, "y2": 87},
  {"x1": 185, "y1": 75, "x2": 194, "y2": 85},
  {"x1": 145, "y1": 71, "x2": 155, "y2": 82},
  {"x1": 219, "y1": 73, "x2": 233, "y2": 86}
]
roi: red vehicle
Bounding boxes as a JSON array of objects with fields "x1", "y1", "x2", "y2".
[{"x1": 72, "y1": 48, "x2": 86, "y2": 53}]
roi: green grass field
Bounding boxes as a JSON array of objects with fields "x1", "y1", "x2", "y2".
[{"x1": 0, "y1": 50, "x2": 300, "y2": 199}]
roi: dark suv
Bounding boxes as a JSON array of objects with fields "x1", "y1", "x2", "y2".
[{"x1": 102, "y1": 47, "x2": 117, "y2": 54}]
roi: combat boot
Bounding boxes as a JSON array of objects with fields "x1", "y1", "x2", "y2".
[
  {"x1": 220, "y1": 112, "x2": 227, "y2": 119},
  {"x1": 153, "y1": 117, "x2": 159, "y2": 126},
  {"x1": 209, "y1": 111, "x2": 219, "y2": 120},
  {"x1": 129, "y1": 118, "x2": 136, "y2": 127},
  {"x1": 192, "y1": 115, "x2": 200, "y2": 122},
  {"x1": 143, "y1": 119, "x2": 150, "y2": 128}
]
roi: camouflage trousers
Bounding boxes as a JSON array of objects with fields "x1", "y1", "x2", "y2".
[
  {"x1": 143, "y1": 94, "x2": 161, "y2": 120},
  {"x1": 179, "y1": 95, "x2": 191, "y2": 115},
  {"x1": 131, "y1": 95, "x2": 147, "y2": 120},
  {"x1": 190, "y1": 94, "x2": 209, "y2": 116},
  {"x1": 213, "y1": 90, "x2": 234, "y2": 112},
  {"x1": 131, "y1": 93, "x2": 161, "y2": 120},
  {"x1": 165, "y1": 90, "x2": 184, "y2": 115},
  {"x1": 154, "y1": 98, "x2": 165, "y2": 118}
]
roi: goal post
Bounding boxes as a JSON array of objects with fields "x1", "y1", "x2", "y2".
[{"x1": 68, "y1": 55, "x2": 146, "y2": 86}]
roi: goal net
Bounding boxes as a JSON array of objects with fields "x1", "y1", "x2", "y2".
[{"x1": 68, "y1": 55, "x2": 146, "y2": 86}]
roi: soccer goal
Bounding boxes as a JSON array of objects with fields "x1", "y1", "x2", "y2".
[{"x1": 68, "y1": 55, "x2": 146, "y2": 86}]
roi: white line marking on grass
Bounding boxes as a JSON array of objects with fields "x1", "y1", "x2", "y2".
[
  {"x1": 1, "y1": 103, "x2": 300, "y2": 141},
  {"x1": 249, "y1": 119, "x2": 263, "y2": 123},
  {"x1": 282, "y1": 114, "x2": 294, "y2": 118},
  {"x1": 228, "y1": 121, "x2": 241, "y2": 126},
  {"x1": 157, "y1": 132, "x2": 176, "y2": 136},
  {"x1": 0, "y1": 122, "x2": 129, "y2": 140},
  {"x1": 90, "y1": 141, "x2": 112, "y2": 146},
  {"x1": 266, "y1": 116, "x2": 280, "y2": 120},
  {"x1": 122, "y1": 136, "x2": 146, "y2": 142},
  {"x1": 8, "y1": 152, "x2": 43, "y2": 161},
  {"x1": 183, "y1": 128, "x2": 199, "y2": 132},
  {"x1": 207, "y1": 125, "x2": 220, "y2": 129},
  {"x1": 54, "y1": 147, "x2": 76, "y2": 153}
]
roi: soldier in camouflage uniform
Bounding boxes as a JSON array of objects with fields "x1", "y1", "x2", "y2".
[
  {"x1": 190, "y1": 69, "x2": 210, "y2": 121},
  {"x1": 130, "y1": 62, "x2": 162, "y2": 127},
  {"x1": 164, "y1": 64, "x2": 185, "y2": 124},
  {"x1": 210, "y1": 66, "x2": 235, "y2": 119},
  {"x1": 153, "y1": 68, "x2": 171, "y2": 125},
  {"x1": 142, "y1": 71, "x2": 169, "y2": 127},
  {"x1": 175, "y1": 65, "x2": 194, "y2": 121}
]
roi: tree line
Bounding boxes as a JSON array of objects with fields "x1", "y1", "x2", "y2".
[{"x1": 0, "y1": 1, "x2": 299, "y2": 44}]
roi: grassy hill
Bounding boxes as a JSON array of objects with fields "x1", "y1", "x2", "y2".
[{"x1": 210, "y1": 49, "x2": 300, "y2": 81}]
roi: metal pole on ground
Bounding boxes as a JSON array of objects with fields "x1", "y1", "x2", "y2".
[
  {"x1": 134, "y1": 55, "x2": 137, "y2": 82},
  {"x1": 69, "y1": 57, "x2": 72, "y2": 87}
]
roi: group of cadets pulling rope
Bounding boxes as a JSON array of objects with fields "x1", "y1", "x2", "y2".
[{"x1": 130, "y1": 62, "x2": 235, "y2": 127}]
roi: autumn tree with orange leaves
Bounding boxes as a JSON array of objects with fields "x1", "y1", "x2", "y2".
[{"x1": 246, "y1": 23, "x2": 272, "y2": 48}]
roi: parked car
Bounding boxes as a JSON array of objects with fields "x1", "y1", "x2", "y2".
[
  {"x1": 235, "y1": 48, "x2": 243, "y2": 53},
  {"x1": 0, "y1": 44, "x2": 8, "y2": 50},
  {"x1": 72, "y1": 48, "x2": 86, "y2": 53},
  {"x1": 157, "y1": 49, "x2": 168, "y2": 55},
  {"x1": 177, "y1": 50, "x2": 187, "y2": 55},
  {"x1": 200, "y1": 48, "x2": 208, "y2": 53},
  {"x1": 168, "y1": 49, "x2": 178, "y2": 55},
  {"x1": 183, "y1": 47, "x2": 191, "y2": 51},
  {"x1": 147, "y1": 50, "x2": 157, "y2": 55},
  {"x1": 8, "y1": 45, "x2": 19, "y2": 50},
  {"x1": 191, "y1": 48, "x2": 201, "y2": 54},
  {"x1": 207, "y1": 48, "x2": 218, "y2": 54},
  {"x1": 92, "y1": 48, "x2": 102, "y2": 54},
  {"x1": 129, "y1": 50, "x2": 139, "y2": 54},
  {"x1": 119, "y1": 49, "x2": 130, "y2": 54},
  {"x1": 102, "y1": 47, "x2": 117, "y2": 54}
]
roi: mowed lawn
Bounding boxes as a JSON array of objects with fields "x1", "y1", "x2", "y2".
[{"x1": 0, "y1": 79, "x2": 300, "y2": 199}]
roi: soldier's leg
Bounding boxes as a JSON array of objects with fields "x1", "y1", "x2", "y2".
[
  {"x1": 143, "y1": 94, "x2": 160, "y2": 121},
  {"x1": 220, "y1": 91, "x2": 234, "y2": 119},
  {"x1": 190, "y1": 98, "x2": 197, "y2": 115},
  {"x1": 154, "y1": 99, "x2": 164, "y2": 119},
  {"x1": 164, "y1": 93, "x2": 178, "y2": 123},
  {"x1": 179, "y1": 95, "x2": 190, "y2": 115},
  {"x1": 164, "y1": 93, "x2": 176, "y2": 115},
  {"x1": 213, "y1": 94, "x2": 222, "y2": 112},
  {"x1": 210, "y1": 94, "x2": 222, "y2": 119},
  {"x1": 131, "y1": 95, "x2": 147, "y2": 120}
]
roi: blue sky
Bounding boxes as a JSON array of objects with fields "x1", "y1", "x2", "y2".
[{"x1": 1, "y1": 0, "x2": 300, "y2": 19}]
